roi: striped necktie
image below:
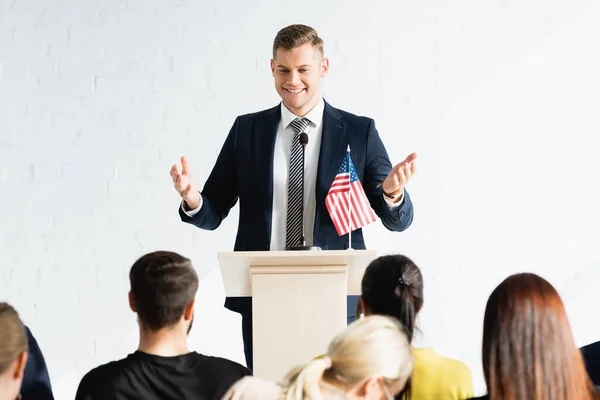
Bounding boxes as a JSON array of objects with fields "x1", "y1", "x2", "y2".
[{"x1": 285, "y1": 117, "x2": 310, "y2": 248}]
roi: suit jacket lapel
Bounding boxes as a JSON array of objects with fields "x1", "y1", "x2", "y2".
[
  {"x1": 253, "y1": 104, "x2": 280, "y2": 243},
  {"x1": 316, "y1": 101, "x2": 347, "y2": 212}
]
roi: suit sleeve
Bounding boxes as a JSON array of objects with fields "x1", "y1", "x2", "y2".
[
  {"x1": 363, "y1": 119, "x2": 414, "y2": 232},
  {"x1": 179, "y1": 117, "x2": 240, "y2": 230}
]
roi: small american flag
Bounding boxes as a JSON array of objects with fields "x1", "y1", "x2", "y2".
[{"x1": 326, "y1": 148, "x2": 377, "y2": 236}]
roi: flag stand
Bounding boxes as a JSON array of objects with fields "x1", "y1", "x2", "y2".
[
  {"x1": 325, "y1": 144, "x2": 376, "y2": 249},
  {"x1": 346, "y1": 146, "x2": 353, "y2": 250}
]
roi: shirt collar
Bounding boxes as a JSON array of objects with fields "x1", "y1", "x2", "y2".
[{"x1": 280, "y1": 98, "x2": 324, "y2": 130}]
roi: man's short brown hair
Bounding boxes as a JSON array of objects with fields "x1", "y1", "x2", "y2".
[
  {"x1": 129, "y1": 251, "x2": 198, "y2": 331},
  {"x1": 272, "y1": 24, "x2": 324, "y2": 59}
]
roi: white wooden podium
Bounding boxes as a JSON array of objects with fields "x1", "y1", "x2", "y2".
[{"x1": 217, "y1": 250, "x2": 377, "y2": 380}]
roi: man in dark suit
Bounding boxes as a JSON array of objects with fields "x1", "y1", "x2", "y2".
[{"x1": 170, "y1": 24, "x2": 417, "y2": 370}]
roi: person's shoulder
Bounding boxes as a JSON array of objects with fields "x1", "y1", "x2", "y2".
[
  {"x1": 439, "y1": 354, "x2": 472, "y2": 376},
  {"x1": 195, "y1": 353, "x2": 251, "y2": 377},
  {"x1": 413, "y1": 348, "x2": 473, "y2": 395},
  {"x1": 76, "y1": 363, "x2": 112, "y2": 398},
  {"x1": 237, "y1": 104, "x2": 280, "y2": 122},
  {"x1": 582, "y1": 340, "x2": 600, "y2": 356},
  {"x1": 79, "y1": 360, "x2": 120, "y2": 386},
  {"x1": 416, "y1": 348, "x2": 471, "y2": 374},
  {"x1": 25, "y1": 325, "x2": 35, "y2": 340},
  {"x1": 434, "y1": 354, "x2": 473, "y2": 396},
  {"x1": 77, "y1": 356, "x2": 135, "y2": 393},
  {"x1": 435, "y1": 353, "x2": 473, "y2": 389},
  {"x1": 325, "y1": 102, "x2": 374, "y2": 127}
]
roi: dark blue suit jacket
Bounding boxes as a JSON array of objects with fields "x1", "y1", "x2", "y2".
[
  {"x1": 180, "y1": 101, "x2": 414, "y2": 313},
  {"x1": 22, "y1": 327, "x2": 54, "y2": 400},
  {"x1": 582, "y1": 341, "x2": 600, "y2": 386}
]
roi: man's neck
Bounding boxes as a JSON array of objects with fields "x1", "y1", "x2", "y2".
[
  {"x1": 137, "y1": 328, "x2": 190, "y2": 357},
  {"x1": 0, "y1": 378, "x2": 16, "y2": 400}
]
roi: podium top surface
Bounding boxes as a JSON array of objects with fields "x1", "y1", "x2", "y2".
[
  {"x1": 218, "y1": 249, "x2": 376, "y2": 265},
  {"x1": 217, "y1": 250, "x2": 377, "y2": 296}
]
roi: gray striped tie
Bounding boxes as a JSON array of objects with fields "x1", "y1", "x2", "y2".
[{"x1": 286, "y1": 117, "x2": 310, "y2": 248}]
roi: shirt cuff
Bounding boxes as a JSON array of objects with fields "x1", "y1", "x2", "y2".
[
  {"x1": 181, "y1": 195, "x2": 203, "y2": 217},
  {"x1": 383, "y1": 190, "x2": 404, "y2": 209}
]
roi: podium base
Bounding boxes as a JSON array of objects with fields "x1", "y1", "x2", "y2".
[{"x1": 284, "y1": 245, "x2": 322, "y2": 251}]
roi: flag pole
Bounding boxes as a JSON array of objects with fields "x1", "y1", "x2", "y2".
[{"x1": 347, "y1": 145, "x2": 353, "y2": 250}]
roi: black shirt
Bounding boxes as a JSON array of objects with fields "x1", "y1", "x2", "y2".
[{"x1": 75, "y1": 351, "x2": 251, "y2": 400}]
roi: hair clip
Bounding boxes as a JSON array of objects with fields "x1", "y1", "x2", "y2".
[{"x1": 395, "y1": 276, "x2": 410, "y2": 296}]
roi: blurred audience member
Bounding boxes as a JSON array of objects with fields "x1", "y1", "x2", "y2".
[
  {"x1": 360, "y1": 255, "x2": 474, "y2": 399},
  {"x1": 280, "y1": 315, "x2": 413, "y2": 400},
  {"x1": 76, "y1": 251, "x2": 250, "y2": 400},
  {"x1": 469, "y1": 273, "x2": 598, "y2": 400}
]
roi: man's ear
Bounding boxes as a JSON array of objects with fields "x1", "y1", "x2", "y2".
[
  {"x1": 320, "y1": 57, "x2": 329, "y2": 78},
  {"x1": 128, "y1": 292, "x2": 136, "y2": 312},
  {"x1": 270, "y1": 59, "x2": 275, "y2": 76},
  {"x1": 13, "y1": 351, "x2": 28, "y2": 380},
  {"x1": 184, "y1": 298, "x2": 195, "y2": 321}
]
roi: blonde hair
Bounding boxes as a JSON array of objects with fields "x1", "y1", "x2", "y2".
[
  {"x1": 281, "y1": 315, "x2": 413, "y2": 400},
  {"x1": 272, "y1": 24, "x2": 324, "y2": 59},
  {"x1": 0, "y1": 302, "x2": 27, "y2": 375}
]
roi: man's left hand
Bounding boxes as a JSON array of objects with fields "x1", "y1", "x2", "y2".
[{"x1": 382, "y1": 152, "x2": 417, "y2": 196}]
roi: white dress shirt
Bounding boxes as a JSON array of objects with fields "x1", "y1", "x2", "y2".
[
  {"x1": 270, "y1": 99, "x2": 324, "y2": 250},
  {"x1": 182, "y1": 98, "x2": 402, "y2": 250}
]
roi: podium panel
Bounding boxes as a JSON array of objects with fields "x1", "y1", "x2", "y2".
[
  {"x1": 217, "y1": 250, "x2": 377, "y2": 381},
  {"x1": 251, "y1": 265, "x2": 347, "y2": 379}
]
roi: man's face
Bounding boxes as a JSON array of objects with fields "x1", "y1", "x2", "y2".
[{"x1": 270, "y1": 42, "x2": 329, "y2": 116}]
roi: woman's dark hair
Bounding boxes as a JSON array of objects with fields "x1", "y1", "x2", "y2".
[
  {"x1": 360, "y1": 255, "x2": 423, "y2": 342},
  {"x1": 483, "y1": 273, "x2": 598, "y2": 400},
  {"x1": 360, "y1": 255, "x2": 423, "y2": 400}
]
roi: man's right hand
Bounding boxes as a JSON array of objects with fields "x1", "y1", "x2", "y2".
[{"x1": 170, "y1": 156, "x2": 201, "y2": 210}]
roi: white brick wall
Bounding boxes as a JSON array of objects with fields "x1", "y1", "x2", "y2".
[{"x1": 2, "y1": 0, "x2": 600, "y2": 398}]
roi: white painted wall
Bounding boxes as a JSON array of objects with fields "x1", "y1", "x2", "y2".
[{"x1": 1, "y1": 0, "x2": 599, "y2": 398}]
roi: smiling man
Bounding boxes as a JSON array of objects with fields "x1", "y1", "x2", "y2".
[{"x1": 170, "y1": 24, "x2": 417, "y2": 370}]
